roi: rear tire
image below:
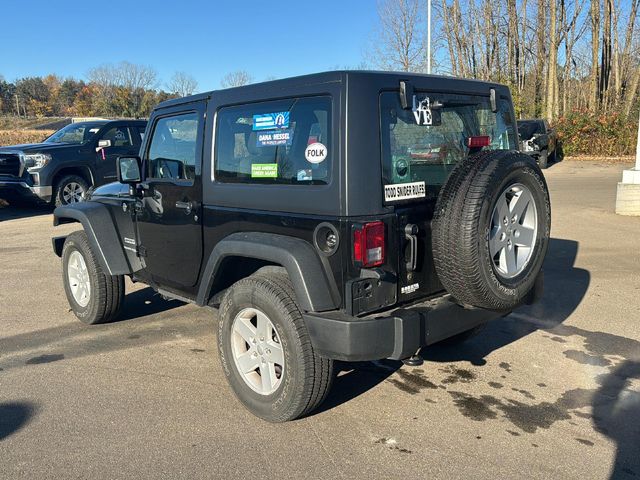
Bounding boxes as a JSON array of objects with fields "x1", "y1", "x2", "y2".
[
  {"x1": 62, "y1": 231, "x2": 124, "y2": 324},
  {"x1": 217, "y1": 273, "x2": 334, "y2": 422},
  {"x1": 432, "y1": 151, "x2": 550, "y2": 311}
]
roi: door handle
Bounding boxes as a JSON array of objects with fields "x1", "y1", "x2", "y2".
[
  {"x1": 404, "y1": 224, "x2": 418, "y2": 272},
  {"x1": 175, "y1": 200, "x2": 193, "y2": 215}
]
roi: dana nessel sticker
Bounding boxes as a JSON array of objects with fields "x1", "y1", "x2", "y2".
[
  {"x1": 384, "y1": 181, "x2": 426, "y2": 202},
  {"x1": 256, "y1": 129, "x2": 292, "y2": 147},
  {"x1": 253, "y1": 112, "x2": 289, "y2": 131}
]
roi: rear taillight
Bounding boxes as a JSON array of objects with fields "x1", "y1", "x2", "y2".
[
  {"x1": 353, "y1": 221, "x2": 385, "y2": 267},
  {"x1": 467, "y1": 135, "x2": 491, "y2": 148}
]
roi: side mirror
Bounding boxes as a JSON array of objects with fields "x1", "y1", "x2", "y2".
[
  {"x1": 96, "y1": 139, "x2": 111, "y2": 152},
  {"x1": 117, "y1": 156, "x2": 142, "y2": 184}
]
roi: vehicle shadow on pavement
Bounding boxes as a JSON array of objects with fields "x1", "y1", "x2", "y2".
[
  {"x1": 592, "y1": 360, "x2": 640, "y2": 479},
  {"x1": 313, "y1": 360, "x2": 402, "y2": 416},
  {"x1": 0, "y1": 287, "x2": 207, "y2": 372},
  {"x1": 115, "y1": 287, "x2": 185, "y2": 322},
  {"x1": 0, "y1": 199, "x2": 53, "y2": 221},
  {"x1": 420, "y1": 237, "x2": 589, "y2": 366},
  {"x1": 312, "y1": 237, "x2": 587, "y2": 416},
  {"x1": 0, "y1": 401, "x2": 38, "y2": 441}
]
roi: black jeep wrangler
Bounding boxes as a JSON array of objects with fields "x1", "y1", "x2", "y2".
[
  {"x1": 0, "y1": 119, "x2": 146, "y2": 206},
  {"x1": 52, "y1": 71, "x2": 550, "y2": 422}
]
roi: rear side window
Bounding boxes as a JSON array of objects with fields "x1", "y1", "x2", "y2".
[
  {"x1": 147, "y1": 112, "x2": 199, "y2": 181},
  {"x1": 380, "y1": 92, "x2": 516, "y2": 188},
  {"x1": 101, "y1": 127, "x2": 133, "y2": 147},
  {"x1": 215, "y1": 96, "x2": 331, "y2": 185}
]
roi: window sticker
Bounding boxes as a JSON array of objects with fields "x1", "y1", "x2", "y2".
[
  {"x1": 412, "y1": 95, "x2": 433, "y2": 125},
  {"x1": 297, "y1": 169, "x2": 312, "y2": 181},
  {"x1": 305, "y1": 142, "x2": 327, "y2": 164},
  {"x1": 251, "y1": 163, "x2": 278, "y2": 178},
  {"x1": 384, "y1": 181, "x2": 426, "y2": 202},
  {"x1": 252, "y1": 112, "x2": 289, "y2": 131},
  {"x1": 89, "y1": 128, "x2": 100, "y2": 133},
  {"x1": 257, "y1": 129, "x2": 292, "y2": 147}
]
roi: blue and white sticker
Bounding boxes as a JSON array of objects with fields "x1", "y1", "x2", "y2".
[
  {"x1": 256, "y1": 129, "x2": 292, "y2": 147},
  {"x1": 253, "y1": 112, "x2": 289, "y2": 131},
  {"x1": 297, "y1": 169, "x2": 313, "y2": 181}
]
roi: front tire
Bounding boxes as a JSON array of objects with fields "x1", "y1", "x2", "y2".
[
  {"x1": 538, "y1": 150, "x2": 549, "y2": 169},
  {"x1": 62, "y1": 231, "x2": 124, "y2": 324},
  {"x1": 54, "y1": 175, "x2": 89, "y2": 207},
  {"x1": 217, "y1": 273, "x2": 334, "y2": 422}
]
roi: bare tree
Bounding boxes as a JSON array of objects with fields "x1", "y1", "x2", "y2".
[
  {"x1": 88, "y1": 61, "x2": 158, "y2": 117},
  {"x1": 369, "y1": 0, "x2": 426, "y2": 71},
  {"x1": 118, "y1": 61, "x2": 158, "y2": 91},
  {"x1": 589, "y1": 0, "x2": 601, "y2": 112},
  {"x1": 220, "y1": 70, "x2": 254, "y2": 88},
  {"x1": 168, "y1": 72, "x2": 198, "y2": 97},
  {"x1": 88, "y1": 62, "x2": 157, "y2": 91}
]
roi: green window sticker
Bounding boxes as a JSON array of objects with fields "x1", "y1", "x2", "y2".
[{"x1": 251, "y1": 163, "x2": 278, "y2": 178}]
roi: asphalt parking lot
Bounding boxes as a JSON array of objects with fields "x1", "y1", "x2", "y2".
[{"x1": 1, "y1": 160, "x2": 639, "y2": 479}]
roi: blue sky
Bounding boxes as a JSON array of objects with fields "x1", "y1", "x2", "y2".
[{"x1": 1, "y1": 0, "x2": 378, "y2": 91}]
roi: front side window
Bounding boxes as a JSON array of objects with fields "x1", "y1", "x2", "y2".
[
  {"x1": 215, "y1": 96, "x2": 332, "y2": 185},
  {"x1": 147, "y1": 112, "x2": 199, "y2": 181},
  {"x1": 380, "y1": 92, "x2": 516, "y2": 188}
]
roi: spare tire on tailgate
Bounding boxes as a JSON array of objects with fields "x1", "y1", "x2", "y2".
[{"x1": 432, "y1": 150, "x2": 551, "y2": 311}]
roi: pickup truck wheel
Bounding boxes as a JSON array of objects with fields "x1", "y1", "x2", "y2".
[
  {"x1": 61, "y1": 231, "x2": 124, "y2": 324},
  {"x1": 54, "y1": 175, "x2": 89, "y2": 207},
  {"x1": 432, "y1": 150, "x2": 550, "y2": 311},
  {"x1": 218, "y1": 273, "x2": 334, "y2": 422},
  {"x1": 537, "y1": 150, "x2": 548, "y2": 169}
]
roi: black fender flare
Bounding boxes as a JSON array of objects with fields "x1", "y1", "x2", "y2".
[
  {"x1": 53, "y1": 202, "x2": 132, "y2": 276},
  {"x1": 196, "y1": 232, "x2": 340, "y2": 313}
]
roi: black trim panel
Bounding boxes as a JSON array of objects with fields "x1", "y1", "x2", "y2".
[
  {"x1": 53, "y1": 202, "x2": 133, "y2": 276},
  {"x1": 196, "y1": 231, "x2": 340, "y2": 312}
]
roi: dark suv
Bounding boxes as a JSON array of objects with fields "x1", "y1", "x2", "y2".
[
  {"x1": 0, "y1": 119, "x2": 146, "y2": 206},
  {"x1": 52, "y1": 71, "x2": 550, "y2": 422},
  {"x1": 517, "y1": 118, "x2": 559, "y2": 168}
]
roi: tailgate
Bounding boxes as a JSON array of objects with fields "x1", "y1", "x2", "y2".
[{"x1": 394, "y1": 200, "x2": 445, "y2": 304}]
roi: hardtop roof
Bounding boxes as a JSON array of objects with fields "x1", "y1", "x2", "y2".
[{"x1": 155, "y1": 70, "x2": 510, "y2": 110}]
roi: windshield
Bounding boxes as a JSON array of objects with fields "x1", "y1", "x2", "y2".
[
  {"x1": 380, "y1": 91, "x2": 517, "y2": 189},
  {"x1": 44, "y1": 123, "x2": 103, "y2": 145}
]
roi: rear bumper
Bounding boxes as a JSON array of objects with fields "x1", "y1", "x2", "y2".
[
  {"x1": 0, "y1": 180, "x2": 52, "y2": 202},
  {"x1": 304, "y1": 274, "x2": 543, "y2": 361},
  {"x1": 304, "y1": 296, "x2": 504, "y2": 361}
]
